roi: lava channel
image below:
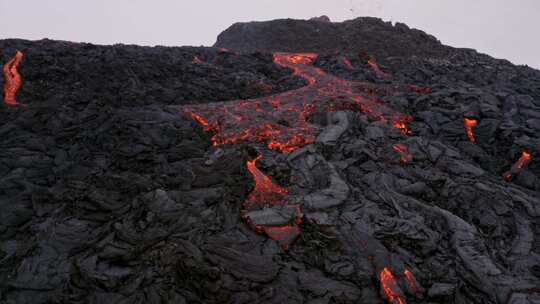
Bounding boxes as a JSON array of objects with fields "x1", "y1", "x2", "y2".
[
  {"x1": 242, "y1": 155, "x2": 301, "y2": 250},
  {"x1": 464, "y1": 117, "x2": 478, "y2": 142},
  {"x1": 504, "y1": 151, "x2": 532, "y2": 181},
  {"x1": 243, "y1": 154, "x2": 288, "y2": 208},
  {"x1": 393, "y1": 144, "x2": 412, "y2": 163},
  {"x1": 183, "y1": 52, "x2": 431, "y2": 153},
  {"x1": 379, "y1": 267, "x2": 406, "y2": 304},
  {"x1": 3, "y1": 51, "x2": 23, "y2": 106}
]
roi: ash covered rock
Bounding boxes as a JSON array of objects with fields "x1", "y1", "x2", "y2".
[{"x1": 2, "y1": 16, "x2": 540, "y2": 304}]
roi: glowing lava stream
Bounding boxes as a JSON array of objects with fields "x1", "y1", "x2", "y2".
[
  {"x1": 379, "y1": 267, "x2": 406, "y2": 304},
  {"x1": 464, "y1": 117, "x2": 478, "y2": 142},
  {"x1": 504, "y1": 151, "x2": 532, "y2": 180},
  {"x1": 242, "y1": 154, "x2": 302, "y2": 250},
  {"x1": 182, "y1": 52, "x2": 428, "y2": 154},
  {"x1": 393, "y1": 144, "x2": 412, "y2": 163},
  {"x1": 244, "y1": 155, "x2": 288, "y2": 208},
  {"x1": 3, "y1": 51, "x2": 23, "y2": 105}
]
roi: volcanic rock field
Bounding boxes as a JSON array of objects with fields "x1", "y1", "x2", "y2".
[{"x1": 1, "y1": 17, "x2": 540, "y2": 304}]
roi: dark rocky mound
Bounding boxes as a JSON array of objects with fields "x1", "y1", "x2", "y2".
[
  {"x1": 1, "y1": 17, "x2": 540, "y2": 304},
  {"x1": 215, "y1": 17, "x2": 452, "y2": 62},
  {"x1": 1, "y1": 39, "x2": 305, "y2": 109}
]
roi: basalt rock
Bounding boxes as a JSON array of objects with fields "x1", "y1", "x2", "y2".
[{"x1": 1, "y1": 16, "x2": 540, "y2": 304}]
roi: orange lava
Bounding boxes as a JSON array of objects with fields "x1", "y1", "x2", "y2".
[
  {"x1": 3, "y1": 51, "x2": 23, "y2": 105},
  {"x1": 393, "y1": 144, "x2": 412, "y2": 163},
  {"x1": 517, "y1": 151, "x2": 532, "y2": 169},
  {"x1": 392, "y1": 115, "x2": 413, "y2": 135},
  {"x1": 403, "y1": 269, "x2": 419, "y2": 294},
  {"x1": 244, "y1": 155, "x2": 288, "y2": 207},
  {"x1": 464, "y1": 117, "x2": 478, "y2": 142},
  {"x1": 380, "y1": 267, "x2": 406, "y2": 304},
  {"x1": 183, "y1": 52, "x2": 430, "y2": 154},
  {"x1": 504, "y1": 151, "x2": 532, "y2": 181}
]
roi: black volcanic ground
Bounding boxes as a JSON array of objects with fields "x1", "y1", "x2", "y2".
[{"x1": 1, "y1": 17, "x2": 540, "y2": 304}]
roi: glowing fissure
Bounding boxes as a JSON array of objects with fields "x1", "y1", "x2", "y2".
[
  {"x1": 183, "y1": 52, "x2": 431, "y2": 252},
  {"x1": 464, "y1": 117, "x2": 478, "y2": 142},
  {"x1": 3, "y1": 51, "x2": 23, "y2": 105},
  {"x1": 242, "y1": 155, "x2": 301, "y2": 250},
  {"x1": 393, "y1": 144, "x2": 412, "y2": 163},
  {"x1": 504, "y1": 151, "x2": 532, "y2": 180},
  {"x1": 244, "y1": 155, "x2": 288, "y2": 208},
  {"x1": 403, "y1": 269, "x2": 419, "y2": 295},
  {"x1": 380, "y1": 267, "x2": 406, "y2": 304},
  {"x1": 183, "y1": 52, "x2": 429, "y2": 153}
]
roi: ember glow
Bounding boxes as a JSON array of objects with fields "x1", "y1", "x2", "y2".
[
  {"x1": 183, "y1": 52, "x2": 429, "y2": 154},
  {"x1": 380, "y1": 267, "x2": 406, "y2": 304},
  {"x1": 393, "y1": 144, "x2": 412, "y2": 163},
  {"x1": 263, "y1": 225, "x2": 301, "y2": 251},
  {"x1": 392, "y1": 115, "x2": 413, "y2": 135},
  {"x1": 403, "y1": 269, "x2": 420, "y2": 295},
  {"x1": 504, "y1": 151, "x2": 532, "y2": 180},
  {"x1": 463, "y1": 117, "x2": 478, "y2": 142},
  {"x1": 242, "y1": 155, "x2": 302, "y2": 250},
  {"x1": 3, "y1": 51, "x2": 23, "y2": 105},
  {"x1": 244, "y1": 155, "x2": 288, "y2": 207}
]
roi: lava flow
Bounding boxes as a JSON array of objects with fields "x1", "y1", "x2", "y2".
[
  {"x1": 464, "y1": 117, "x2": 478, "y2": 142},
  {"x1": 3, "y1": 51, "x2": 23, "y2": 105},
  {"x1": 393, "y1": 144, "x2": 412, "y2": 163},
  {"x1": 183, "y1": 52, "x2": 431, "y2": 251},
  {"x1": 183, "y1": 52, "x2": 429, "y2": 154},
  {"x1": 403, "y1": 269, "x2": 421, "y2": 295},
  {"x1": 392, "y1": 115, "x2": 413, "y2": 135},
  {"x1": 244, "y1": 155, "x2": 288, "y2": 208},
  {"x1": 380, "y1": 267, "x2": 406, "y2": 304},
  {"x1": 504, "y1": 151, "x2": 532, "y2": 181},
  {"x1": 243, "y1": 155, "x2": 301, "y2": 250}
]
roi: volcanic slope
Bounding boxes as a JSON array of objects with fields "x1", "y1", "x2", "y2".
[{"x1": 1, "y1": 17, "x2": 540, "y2": 304}]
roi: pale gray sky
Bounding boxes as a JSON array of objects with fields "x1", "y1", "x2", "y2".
[{"x1": 1, "y1": 0, "x2": 539, "y2": 69}]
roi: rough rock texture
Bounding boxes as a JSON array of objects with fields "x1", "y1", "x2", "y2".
[
  {"x1": 1, "y1": 17, "x2": 540, "y2": 304},
  {"x1": 215, "y1": 17, "x2": 452, "y2": 64}
]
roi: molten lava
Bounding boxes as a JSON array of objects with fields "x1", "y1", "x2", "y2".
[
  {"x1": 3, "y1": 51, "x2": 23, "y2": 105},
  {"x1": 504, "y1": 151, "x2": 532, "y2": 181},
  {"x1": 183, "y1": 52, "x2": 433, "y2": 251},
  {"x1": 393, "y1": 144, "x2": 412, "y2": 163},
  {"x1": 392, "y1": 115, "x2": 413, "y2": 135},
  {"x1": 183, "y1": 52, "x2": 429, "y2": 154},
  {"x1": 244, "y1": 155, "x2": 288, "y2": 207},
  {"x1": 464, "y1": 117, "x2": 478, "y2": 142},
  {"x1": 263, "y1": 225, "x2": 301, "y2": 251},
  {"x1": 403, "y1": 269, "x2": 420, "y2": 295},
  {"x1": 380, "y1": 267, "x2": 406, "y2": 304},
  {"x1": 516, "y1": 151, "x2": 532, "y2": 169},
  {"x1": 242, "y1": 155, "x2": 301, "y2": 250}
]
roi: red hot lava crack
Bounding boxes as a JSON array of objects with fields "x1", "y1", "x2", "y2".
[{"x1": 182, "y1": 52, "x2": 428, "y2": 153}]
